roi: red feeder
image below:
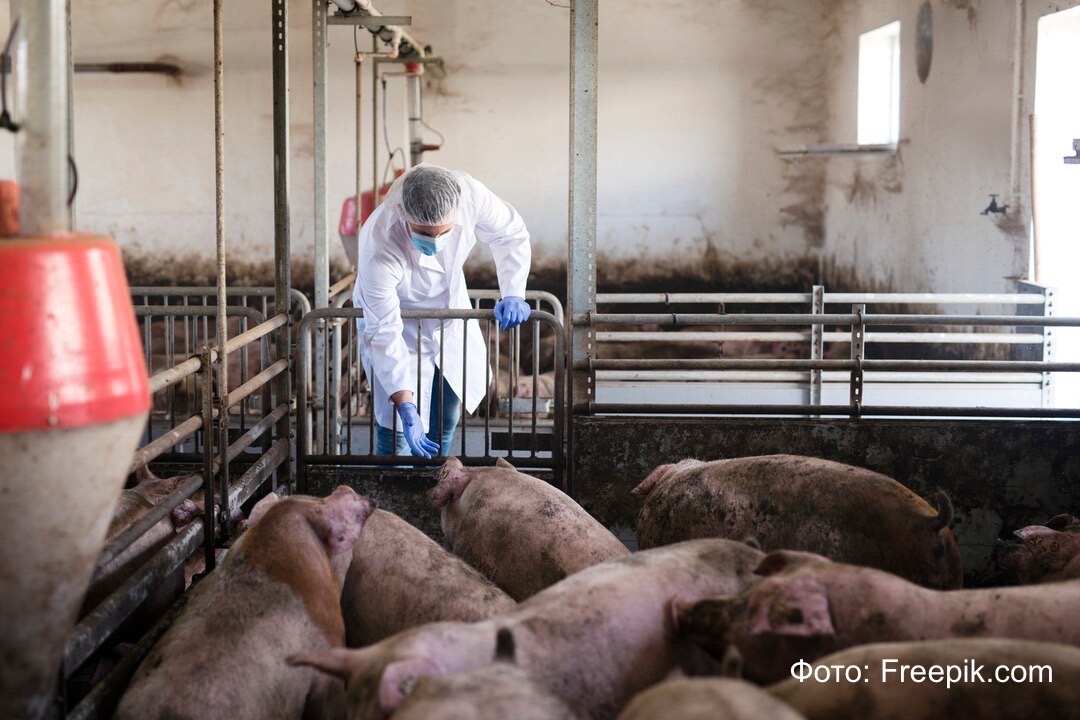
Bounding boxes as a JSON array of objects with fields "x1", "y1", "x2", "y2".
[{"x1": 0, "y1": 235, "x2": 150, "y2": 718}]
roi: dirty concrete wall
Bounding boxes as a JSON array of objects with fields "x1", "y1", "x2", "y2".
[
  {"x1": 572, "y1": 416, "x2": 1080, "y2": 587},
  {"x1": 819, "y1": 0, "x2": 1080, "y2": 292},
  {"x1": 0, "y1": 0, "x2": 835, "y2": 289}
]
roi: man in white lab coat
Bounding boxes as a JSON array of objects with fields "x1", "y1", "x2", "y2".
[{"x1": 352, "y1": 164, "x2": 532, "y2": 459}]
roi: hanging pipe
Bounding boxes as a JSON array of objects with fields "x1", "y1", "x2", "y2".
[
  {"x1": 213, "y1": 0, "x2": 231, "y2": 541},
  {"x1": 18, "y1": 0, "x2": 68, "y2": 235},
  {"x1": 329, "y1": 0, "x2": 426, "y2": 59},
  {"x1": 1008, "y1": 0, "x2": 1026, "y2": 213}
]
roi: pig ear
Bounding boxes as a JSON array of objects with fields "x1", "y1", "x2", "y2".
[
  {"x1": 495, "y1": 457, "x2": 515, "y2": 470},
  {"x1": 1014, "y1": 525, "x2": 1078, "y2": 571},
  {"x1": 247, "y1": 492, "x2": 282, "y2": 527},
  {"x1": 287, "y1": 648, "x2": 364, "y2": 681},
  {"x1": 748, "y1": 577, "x2": 834, "y2": 638},
  {"x1": 1045, "y1": 514, "x2": 1080, "y2": 530},
  {"x1": 430, "y1": 458, "x2": 470, "y2": 508},
  {"x1": 632, "y1": 464, "x2": 674, "y2": 497},
  {"x1": 378, "y1": 657, "x2": 441, "y2": 713},
  {"x1": 310, "y1": 487, "x2": 376, "y2": 556},
  {"x1": 754, "y1": 550, "x2": 824, "y2": 576},
  {"x1": 135, "y1": 464, "x2": 159, "y2": 484}
]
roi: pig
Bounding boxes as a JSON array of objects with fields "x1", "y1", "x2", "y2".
[
  {"x1": 994, "y1": 514, "x2": 1080, "y2": 584},
  {"x1": 390, "y1": 628, "x2": 589, "y2": 720},
  {"x1": 768, "y1": 638, "x2": 1080, "y2": 719},
  {"x1": 675, "y1": 549, "x2": 1080, "y2": 684},
  {"x1": 616, "y1": 678, "x2": 805, "y2": 720},
  {"x1": 634, "y1": 454, "x2": 961, "y2": 589},
  {"x1": 341, "y1": 509, "x2": 515, "y2": 647},
  {"x1": 114, "y1": 487, "x2": 376, "y2": 720},
  {"x1": 431, "y1": 457, "x2": 630, "y2": 600},
  {"x1": 81, "y1": 467, "x2": 199, "y2": 618},
  {"x1": 290, "y1": 538, "x2": 765, "y2": 720},
  {"x1": 514, "y1": 371, "x2": 555, "y2": 400}
]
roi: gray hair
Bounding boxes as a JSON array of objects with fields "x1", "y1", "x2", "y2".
[{"x1": 400, "y1": 165, "x2": 461, "y2": 225}]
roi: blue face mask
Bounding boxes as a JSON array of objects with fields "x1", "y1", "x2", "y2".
[{"x1": 411, "y1": 233, "x2": 447, "y2": 256}]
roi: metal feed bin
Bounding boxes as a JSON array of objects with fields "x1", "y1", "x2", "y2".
[{"x1": 0, "y1": 236, "x2": 149, "y2": 719}]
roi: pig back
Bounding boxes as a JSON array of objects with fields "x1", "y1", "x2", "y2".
[
  {"x1": 617, "y1": 678, "x2": 806, "y2": 720},
  {"x1": 636, "y1": 454, "x2": 961, "y2": 589},
  {"x1": 343, "y1": 509, "x2": 515, "y2": 646},
  {"x1": 446, "y1": 466, "x2": 629, "y2": 600}
]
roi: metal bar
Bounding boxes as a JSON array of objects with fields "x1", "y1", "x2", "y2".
[
  {"x1": 582, "y1": 358, "x2": 1080, "y2": 372},
  {"x1": 486, "y1": 320, "x2": 494, "y2": 457},
  {"x1": 581, "y1": 403, "x2": 1080, "y2": 419},
  {"x1": 469, "y1": 290, "x2": 565, "y2": 325},
  {"x1": 329, "y1": 273, "x2": 357, "y2": 301},
  {"x1": 64, "y1": 520, "x2": 203, "y2": 676},
  {"x1": 66, "y1": 593, "x2": 190, "y2": 720},
  {"x1": 273, "y1": 0, "x2": 293, "y2": 493},
  {"x1": 95, "y1": 474, "x2": 203, "y2": 573},
  {"x1": 596, "y1": 292, "x2": 1049, "y2": 306},
  {"x1": 595, "y1": 370, "x2": 1049, "y2": 383},
  {"x1": 135, "y1": 305, "x2": 266, "y2": 324},
  {"x1": 148, "y1": 354, "x2": 202, "y2": 395},
  {"x1": 229, "y1": 438, "x2": 289, "y2": 511},
  {"x1": 438, "y1": 319, "x2": 445, "y2": 454},
  {"x1": 200, "y1": 347, "x2": 216, "y2": 574},
  {"x1": 313, "y1": 0, "x2": 329, "y2": 460},
  {"x1": 19, "y1": 0, "x2": 69, "y2": 235},
  {"x1": 593, "y1": 330, "x2": 1046, "y2": 345},
  {"x1": 580, "y1": 313, "x2": 1080, "y2": 328},
  {"x1": 213, "y1": 0, "x2": 230, "y2": 546},
  {"x1": 810, "y1": 285, "x2": 824, "y2": 406},
  {"x1": 569, "y1": 0, "x2": 599, "y2": 495},
  {"x1": 225, "y1": 358, "x2": 289, "y2": 410},
  {"x1": 128, "y1": 414, "x2": 207, "y2": 473},
  {"x1": 328, "y1": 14, "x2": 412, "y2": 27},
  {"x1": 330, "y1": 319, "x2": 343, "y2": 455},
  {"x1": 531, "y1": 317, "x2": 539, "y2": 457},
  {"x1": 225, "y1": 314, "x2": 287, "y2": 354},
  {"x1": 849, "y1": 304, "x2": 865, "y2": 412}
]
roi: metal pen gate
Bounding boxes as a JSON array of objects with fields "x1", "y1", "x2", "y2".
[{"x1": 297, "y1": 295, "x2": 567, "y2": 493}]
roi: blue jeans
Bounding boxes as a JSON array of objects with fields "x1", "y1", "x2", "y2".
[{"x1": 376, "y1": 367, "x2": 461, "y2": 457}]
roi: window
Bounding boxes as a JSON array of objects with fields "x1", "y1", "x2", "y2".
[{"x1": 857, "y1": 21, "x2": 901, "y2": 146}]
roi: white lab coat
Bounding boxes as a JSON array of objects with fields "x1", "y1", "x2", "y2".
[{"x1": 351, "y1": 168, "x2": 531, "y2": 432}]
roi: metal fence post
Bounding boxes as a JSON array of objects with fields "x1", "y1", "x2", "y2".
[
  {"x1": 568, "y1": 0, "x2": 599, "y2": 498},
  {"x1": 849, "y1": 304, "x2": 866, "y2": 416},
  {"x1": 273, "y1": 0, "x2": 293, "y2": 491},
  {"x1": 810, "y1": 285, "x2": 824, "y2": 406}
]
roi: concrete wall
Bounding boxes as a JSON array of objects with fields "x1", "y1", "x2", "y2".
[
  {"x1": 2, "y1": 1, "x2": 1076, "y2": 293},
  {"x1": 819, "y1": 0, "x2": 1080, "y2": 293},
  {"x1": 0, "y1": 0, "x2": 837, "y2": 290}
]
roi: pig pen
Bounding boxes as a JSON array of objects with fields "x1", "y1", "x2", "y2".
[{"x1": 303, "y1": 285, "x2": 1080, "y2": 589}]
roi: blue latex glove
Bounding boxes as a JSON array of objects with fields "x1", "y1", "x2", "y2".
[
  {"x1": 493, "y1": 296, "x2": 531, "y2": 331},
  {"x1": 398, "y1": 402, "x2": 439, "y2": 459}
]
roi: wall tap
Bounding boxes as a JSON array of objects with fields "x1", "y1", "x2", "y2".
[{"x1": 982, "y1": 194, "x2": 1009, "y2": 216}]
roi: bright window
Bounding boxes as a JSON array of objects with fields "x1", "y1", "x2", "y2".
[{"x1": 857, "y1": 21, "x2": 901, "y2": 145}]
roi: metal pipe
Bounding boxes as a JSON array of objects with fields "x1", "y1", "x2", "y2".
[
  {"x1": 64, "y1": 520, "x2": 203, "y2": 676},
  {"x1": 74, "y1": 62, "x2": 182, "y2": 77},
  {"x1": 213, "y1": 0, "x2": 231, "y2": 545},
  {"x1": 579, "y1": 313, "x2": 1080, "y2": 328},
  {"x1": 272, "y1": 0, "x2": 293, "y2": 493},
  {"x1": 595, "y1": 292, "x2": 1047, "y2": 305},
  {"x1": 94, "y1": 473, "x2": 203, "y2": 573},
  {"x1": 66, "y1": 593, "x2": 191, "y2": 720},
  {"x1": 127, "y1": 413, "x2": 208, "y2": 473},
  {"x1": 225, "y1": 358, "x2": 288, "y2": 410},
  {"x1": 19, "y1": 0, "x2": 69, "y2": 235},
  {"x1": 407, "y1": 68, "x2": 422, "y2": 166},
  {"x1": 1009, "y1": 0, "x2": 1026, "y2": 212},
  {"x1": 581, "y1": 403, "x2": 1080, "y2": 419},
  {"x1": 148, "y1": 356, "x2": 203, "y2": 395},
  {"x1": 581, "y1": 358, "x2": 1080, "y2": 372},
  {"x1": 594, "y1": 331, "x2": 1044, "y2": 345},
  {"x1": 595, "y1": 370, "x2": 1047, "y2": 383}
]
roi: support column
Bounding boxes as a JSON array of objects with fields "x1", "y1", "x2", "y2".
[
  {"x1": 568, "y1": 0, "x2": 598, "y2": 496},
  {"x1": 273, "y1": 0, "x2": 293, "y2": 489}
]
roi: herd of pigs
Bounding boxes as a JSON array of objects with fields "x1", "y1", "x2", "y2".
[{"x1": 89, "y1": 454, "x2": 1080, "y2": 719}]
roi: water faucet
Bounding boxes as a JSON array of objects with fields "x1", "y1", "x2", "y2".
[{"x1": 981, "y1": 194, "x2": 1009, "y2": 216}]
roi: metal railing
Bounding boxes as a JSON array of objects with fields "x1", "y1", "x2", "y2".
[
  {"x1": 298, "y1": 305, "x2": 567, "y2": 493},
  {"x1": 577, "y1": 290, "x2": 1080, "y2": 418},
  {"x1": 313, "y1": 290, "x2": 564, "y2": 457},
  {"x1": 65, "y1": 310, "x2": 291, "y2": 719}
]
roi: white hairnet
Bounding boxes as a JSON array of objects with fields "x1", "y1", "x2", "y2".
[{"x1": 399, "y1": 164, "x2": 461, "y2": 226}]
